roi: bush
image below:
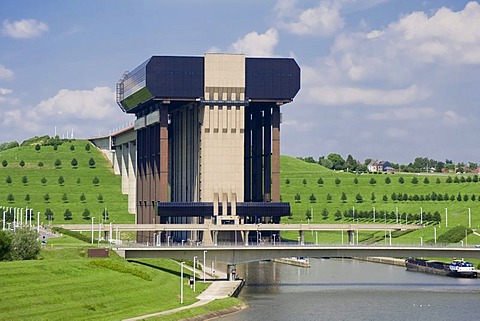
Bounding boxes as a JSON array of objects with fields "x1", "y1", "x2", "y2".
[
  {"x1": 52, "y1": 227, "x2": 91, "y2": 243},
  {"x1": 0, "y1": 231, "x2": 12, "y2": 261},
  {"x1": 437, "y1": 226, "x2": 472, "y2": 244},
  {"x1": 9, "y1": 228, "x2": 40, "y2": 260}
]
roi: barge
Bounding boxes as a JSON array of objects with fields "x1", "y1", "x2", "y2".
[{"x1": 405, "y1": 258, "x2": 478, "y2": 278}]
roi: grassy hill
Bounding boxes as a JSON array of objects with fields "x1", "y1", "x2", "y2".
[
  {"x1": 280, "y1": 155, "x2": 480, "y2": 245},
  {"x1": 0, "y1": 140, "x2": 132, "y2": 224}
]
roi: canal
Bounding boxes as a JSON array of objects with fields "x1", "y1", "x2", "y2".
[{"x1": 219, "y1": 258, "x2": 480, "y2": 320}]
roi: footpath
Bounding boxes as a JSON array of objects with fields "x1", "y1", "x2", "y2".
[{"x1": 123, "y1": 263, "x2": 243, "y2": 321}]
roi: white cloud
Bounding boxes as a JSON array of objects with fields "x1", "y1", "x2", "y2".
[
  {"x1": 442, "y1": 110, "x2": 467, "y2": 126},
  {"x1": 0, "y1": 64, "x2": 14, "y2": 80},
  {"x1": 368, "y1": 107, "x2": 437, "y2": 121},
  {"x1": 228, "y1": 28, "x2": 279, "y2": 56},
  {"x1": 2, "y1": 19, "x2": 49, "y2": 39},
  {"x1": 0, "y1": 88, "x2": 13, "y2": 95},
  {"x1": 277, "y1": 0, "x2": 345, "y2": 36},
  {"x1": 304, "y1": 84, "x2": 426, "y2": 106},
  {"x1": 30, "y1": 87, "x2": 117, "y2": 121}
]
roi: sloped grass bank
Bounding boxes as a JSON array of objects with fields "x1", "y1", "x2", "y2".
[{"x1": 0, "y1": 248, "x2": 216, "y2": 320}]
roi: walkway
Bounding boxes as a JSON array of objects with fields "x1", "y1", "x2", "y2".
[{"x1": 123, "y1": 263, "x2": 241, "y2": 321}]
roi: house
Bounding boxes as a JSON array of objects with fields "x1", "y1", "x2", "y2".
[{"x1": 368, "y1": 160, "x2": 393, "y2": 173}]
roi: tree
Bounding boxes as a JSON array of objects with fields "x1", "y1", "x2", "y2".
[
  {"x1": 391, "y1": 193, "x2": 397, "y2": 201},
  {"x1": 82, "y1": 209, "x2": 90, "y2": 220},
  {"x1": 7, "y1": 194, "x2": 14, "y2": 203},
  {"x1": 341, "y1": 192, "x2": 347, "y2": 203},
  {"x1": 446, "y1": 176, "x2": 453, "y2": 183},
  {"x1": 317, "y1": 177, "x2": 324, "y2": 186},
  {"x1": 97, "y1": 194, "x2": 104, "y2": 203},
  {"x1": 70, "y1": 145, "x2": 75, "y2": 151},
  {"x1": 302, "y1": 179, "x2": 307, "y2": 186},
  {"x1": 356, "y1": 193, "x2": 363, "y2": 203},
  {"x1": 5, "y1": 175, "x2": 12, "y2": 184},
  {"x1": 41, "y1": 177, "x2": 47, "y2": 185},
  {"x1": 58, "y1": 176, "x2": 65, "y2": 185},
  {"x1": 326, "y1": 193, "x2": 332, "y2": 203},
  {"x1": 454, "y1": 176, "x2": 460, "y2": 183},
  {"x1": 45, "y1": 208, "x2": 54, "y2": 222},
  {"x1": 44, "y1": 193, "x2": 50, "y2": 203},
  {"x1": 9, "y1": 228, "x2": 40, "y2": 260},
  {"x1": 382, "y1": 194, "x2": 388, "y2": 202},
  {"x1": 385, "y1": 176, "x2": 391, "y2": 184},
  {"x1": 335, "y1": 178, "x2": 341, "y2": 186},
  {"x1": 38, "y1": 161, "x2": 43, "y2": 167},
  {"x1": 19, "y1": 160, "x2": 25, "y2": 167},
  {"x1": 71, "y1": 158, "x2": 78, "y2": 168},
  {"x1": 53, "y1": 144, "x2": 58, "y2": 151},
  {"x1": 62, "y1": 193, "x2": 68, "y2": 203},
  {"x1": 353, "y1": 177, "x2": 359, "y2": 185},
  {"x1": 80, "y1": 193, "x2": 86, "y2": 203},
  {"x1": 85, "y1": 143, "x2": 91, "y2": 152},
  {"x1": 294, "y1": 193, "x2": 301, "y2": 203},
  {"x1": 321, "y1": 208, "x2": 329, "y2": 220},
  {"x1": 102, "y1": 208, "x2": 109, "y2": 221},
  {"x1": 76, "y1": 178, "x2": 81, "y2": 185},
  {"x1": 398, "y1": 177, "x2": 404, "y2": 184},
  {"x1": 285, "y1": 178, "x2": 290, "y2": 186},
  {"x1": 334, "y1": 210, "x2": 342, "y2": 221},
  {"x1": 92, "y1": 176, "x2": 100, "y2": 186},
  {"x1": 25, "y1": 194, "x2": 30, "y2": 202},
  {"x1": 327, "y1": 153, "x2": 345, "y2": 170},
  {"x1": 21, "y1": 176, "x2": 28, "y2": 185},
  {"x1": 1, "y1": 160, "x2": 7, "y2": 167},
  {"x1": 89, "y1": 157, "x2": 96, "y2": 168},
  {"x1": 0, "y1": 230, "x2": 12, "y2": 261},
  {"x1": 436, "y1": 177, "x2": 441, "y2": 184},
  {"x1": 369, "y1": 177, "x2": 377, "y2": 185},
  {"x1": 35, "y1": 144, "x2": 41, "y2": 151},
  {"x1": 309, "y1": 193, "x2": 316, "y2": 203},
  {"x1": 305, "y1": 209, "x2": 312, "y2": 221},
  {"x1": 371, "y1": 192, "x2": 376, "y2": 203},
  {"x1": 64, "y1": 209, "x2": 73, "y2": 220},
  {"x1": 54, "y1": 159, "x2": 62, "y2": 168},
  {"x1": 411, "y1": 177, "x2": 418, "y2": 185},
  {"x1": 457, "y1": 193, "x2": 462, "y2": 201},
  {"x1": 473, "y1": 175, "x2": 479, "y2": 183},
  {"x1": 463, "y1": 194, "x2": 469, "y2": 201}
]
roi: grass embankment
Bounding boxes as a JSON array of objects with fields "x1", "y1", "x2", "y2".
[
  {"x1": 0, "y1": 246, "x2": 245, "y2": 321},
  {"x1": 0, "y1": 140, "x2": 132, "y2": 224},
  {"x1": 279, "y1": 156, "x2": 480, "y2": 246}
]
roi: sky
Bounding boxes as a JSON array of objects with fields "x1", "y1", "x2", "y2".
[{"x1": 0, "y1": 0, "x2": 479, "y2": 165}]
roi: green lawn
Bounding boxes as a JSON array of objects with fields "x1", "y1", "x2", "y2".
[
  {"x1": 0, "y1": 248, "x2": 213, "y2": 321},
  {"x1": 0, "y1": 140, "x2": 132, "y2": 224}
]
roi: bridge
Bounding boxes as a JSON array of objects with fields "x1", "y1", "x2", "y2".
[
  {"x1": 56, "y1": 222, "x2": 421, "y2": 246},
  {"x1": 115, "y1": 244, "x2": 480, "y2": 266}
]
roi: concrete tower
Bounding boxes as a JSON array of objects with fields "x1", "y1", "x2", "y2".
[{"x1": 117, "y1": 53, "x2": 300, "y2": 244}]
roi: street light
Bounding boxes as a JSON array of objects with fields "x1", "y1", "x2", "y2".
[
  {"x1": 272, "y1": 234, "x2": 276, "y2": 246},
  {"x1": 420, "y1": 237, "x2": 423, "y2": 246},
  {"x1": 193, "y1": 256, "x2": 197, "y2": 292},
  {"x1": 468, "y1": 208, "x2": 471, "y2": 228},
  {"x1": 203, "y1": 250, "x2": 207, "y2": 283},
  {"x1": 180, "y1": 262, "x2": 185, "y2": 304},
  {"x1": 91, "y1": 217, "x2": 95, "y2": 244},
  {"x1": 445, "y1": 208, "x2": 448, "y2": 227},
  {"x1": 420, "y1": 207, "x2": 423, "y2": 226},
  {"x1": 434, "y1": 227, "x2": 437, "y2": 244},
  {"x1": 373, "y1": 207, "x2": 375, "y2": 223}
]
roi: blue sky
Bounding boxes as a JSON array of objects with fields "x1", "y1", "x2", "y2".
[{"x1": 0, "y1": 0, "x2": 479, "y2": 164}]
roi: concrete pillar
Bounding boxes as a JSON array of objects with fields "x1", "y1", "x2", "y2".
[
  {"x1": 121, "y1": 144, "x2": 129, "y2": 194},
  {"x1": 128, "y1": 141, "x2": 137, "y2": 214},
  {"x1": 299, "y1": 230, "x2": 305, "y2": 245},
  {"x1": 347, "y1": 230, "x2": 355, "y2": 245},
  {"x1": 227, "y1": 264, "x2": 237, "y2": 281},
  {"x1": 243, "y1": 231, "x2": 249, "y2": 246}
]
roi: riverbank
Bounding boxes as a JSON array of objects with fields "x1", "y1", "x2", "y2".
[{"x1": 353, "y1": 256, "x2": 405, "y2": 266}]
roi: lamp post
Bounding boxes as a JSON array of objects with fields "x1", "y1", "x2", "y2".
[
  {"x1": 420, "y1": 237, "x2": 423, "y2": 247},
  {"x1": 373, "y1": 207, "x2": 375, "y2": 223},
  {"x1": 37, "y1": 212, "x2": 40, "y2": 233},
  {"x1": 203, "y1": 250, "x2": 207, "y2": 283},
  {"x1": 193, "y1": 256, "x2": 197, "y2": 292},
  {"x1": 180, "y1": 262, "x2": 185, "y2": 304},
  {"x1": 468, "y1": 208, "x2": 471, "y2": 228},
  {"x1": 445, "y1": 208, "x2": 448, "y2": 227},
  {"x1": 395, "y1": 206, "x2": 398, "y2": 224},
  {"x1": 91, "y1": 217, "x2": 95, "y2": 244},
  {"x1": 273, "y1": 234, "x2": 276, "y2": 246},
  {"x1": 434, "y1": 227, "x2": 437, "y2": 244},
  {"x1": 420, "y1": 207, "x2": 423, "y2": 226}
]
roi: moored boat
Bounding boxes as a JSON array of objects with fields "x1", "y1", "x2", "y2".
[{"x1": 405, "y1": 258, "x2": 477, "y2": 278}]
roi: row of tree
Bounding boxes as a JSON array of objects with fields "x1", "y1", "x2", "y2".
[
  {"x1": 43, "y1": 207, "x2": 109, "y2": 222},
  {"x1": 299, "y1": 154, "x2": 479, "y2": 173},
  {"x1": 294, "y1": 191, "x2": 480, "y2": 203},
  {"x1": 1, "y1": 157, "x2": 96, "y2": 169},
  {"x1": 287, "y1": 175, "x2": 480, "y2": 187},
  {"x1": 4, "y1": 175, "x2": 100, "y2": 186},
  {"x1": 304, "y1": 208, "x2": 442, "y2": 223},
  {"x1": 5, "y1": 193, "x2": 105, "y2": 204}
]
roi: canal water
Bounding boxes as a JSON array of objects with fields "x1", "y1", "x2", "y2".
[{"x1": 219, "y1": 258, "x2": 480, "y2": 320}]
